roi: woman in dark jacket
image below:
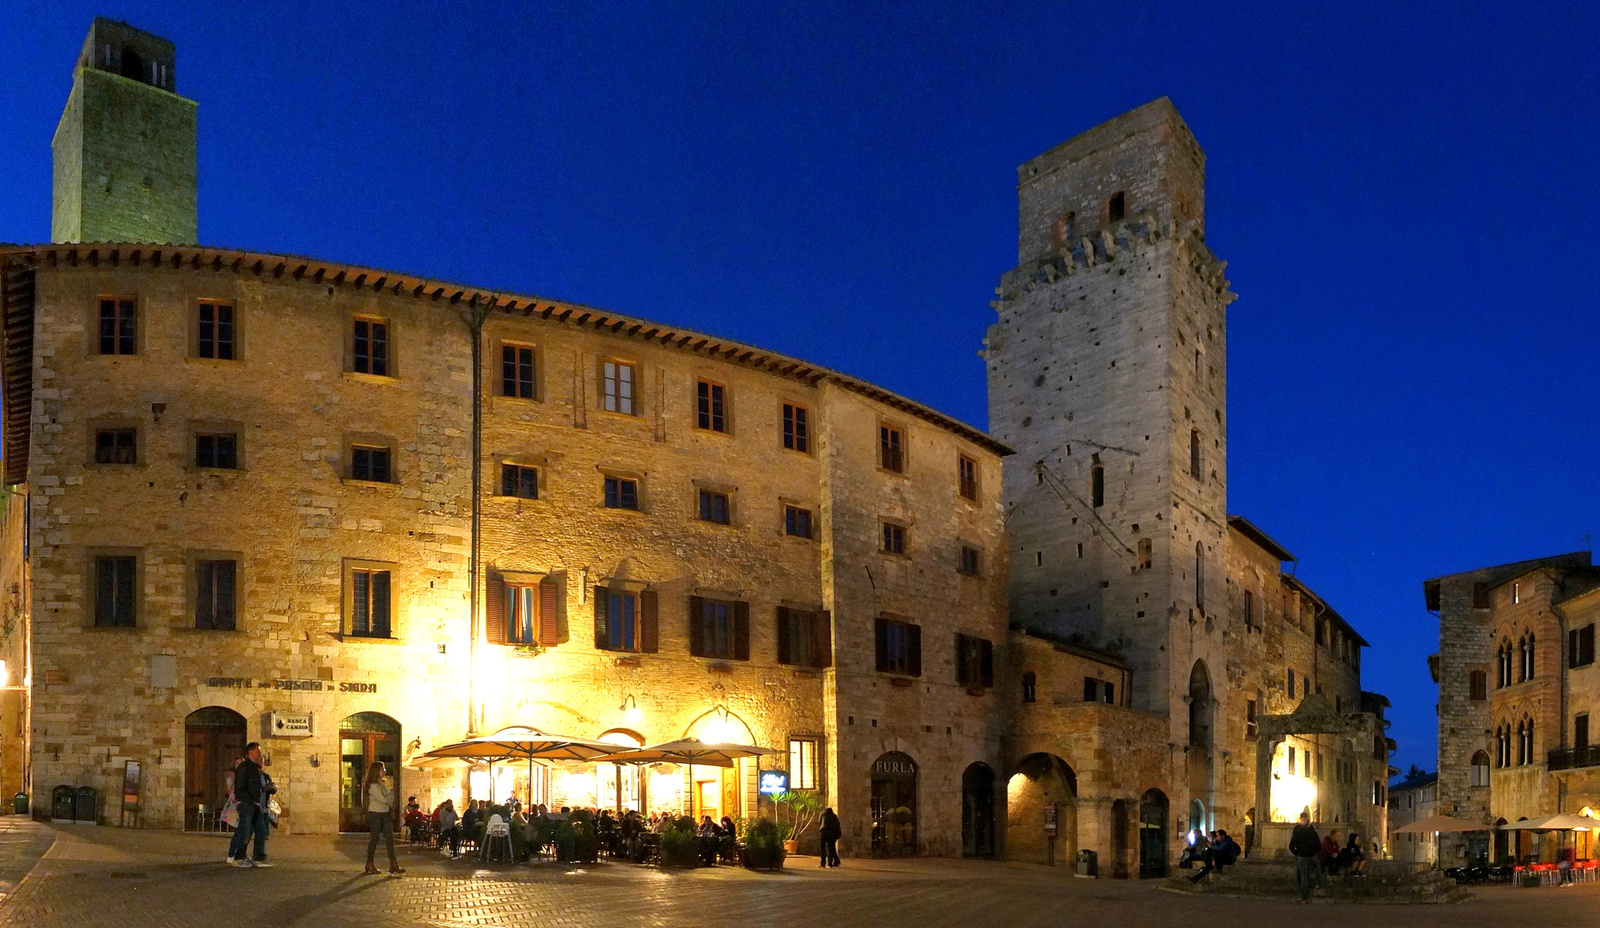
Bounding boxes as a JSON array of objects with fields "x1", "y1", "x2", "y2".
[{"x1": 819, "y1": 807, "x2": 842, "y2": 867}]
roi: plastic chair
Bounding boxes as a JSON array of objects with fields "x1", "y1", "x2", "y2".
[{"x1": 482, "y1": 815, "x2": 513, "y2": 863}]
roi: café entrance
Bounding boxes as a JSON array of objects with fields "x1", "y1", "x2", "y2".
[{"x1": 339, "y1": 712, "x2": 400, "y2": 832}]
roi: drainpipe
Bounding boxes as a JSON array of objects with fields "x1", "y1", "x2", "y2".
[{"x1": 465, "y1": 297, "x2": 491, "y2": 737}]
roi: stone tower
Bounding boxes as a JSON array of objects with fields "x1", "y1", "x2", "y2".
[
  {"x1": 52, "y1": 18, "x2": 197, "y2": 244},
  {"x1": 986, "y1": 98, "x2": 1236, "y2": 746}
]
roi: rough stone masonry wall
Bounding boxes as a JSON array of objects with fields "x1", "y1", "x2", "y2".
[
  {"x1": 52, "y1": 68, "x2": 197, "y2": 245},
  {"x1": 1436, "y1": 574, "x2": 1494, "y2": 838},
  {"x1": 0, "y1": 490, "x2": 30, "y2": 806}
]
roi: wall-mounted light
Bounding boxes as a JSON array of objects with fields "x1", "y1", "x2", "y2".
[
  {"x1": 620, "y1": 695, "x2": 642, "y2": 726},
  {"x1": 151, "y1": 402, "x2": 167, "y2": 423}
]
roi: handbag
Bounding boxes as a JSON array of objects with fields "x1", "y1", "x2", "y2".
[
  {"x1": 220, "y1": 800, "x2": 239, "y2": 827},
  {"x1": 267, "y1": 795, "x2": 284, "y2": 824}
]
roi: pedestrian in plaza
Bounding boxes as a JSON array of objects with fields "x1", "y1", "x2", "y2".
[
  {"x1": 1319, "y1": 830, "x2": 1343, "y2": 877},
  {"x1": 819, "y1": 806, "x2": 842, "y2": 868},
  {"x1": 1190, "y1": 829, "x2": 1239, "y2": 882},
  {"x1": 1339, "y1": 832, "x2": 1367, "y2": 877},
  {"x1": 1289, "y1": 811, "x2": 1322, "y2": 903},
  {"x1": 361, "y1": 761, "x2": 405, "y2": 876},
  {"x1": 227, "y1": 743, "x2": 274, "y2": 868}
]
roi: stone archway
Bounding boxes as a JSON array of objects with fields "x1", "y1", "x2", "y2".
[
  {"x1": 1006, "y1": 753, "x2": 1077, "y2": 866},
  {"x1": 1139, "y1": 788, "x2": 1169, "y2": 877},
  {"x1": 184, "y1": 706, "x2": 247, "y2": 832},
  {"x1": 871, "y1": 752, "x2": 918, "y2": 856},
  {"x1": 961, "y1": 762, "x2": 997, "y2": 858},
  {"x1": 339, "y1": 711, "x2": 401, "y2": 833}
]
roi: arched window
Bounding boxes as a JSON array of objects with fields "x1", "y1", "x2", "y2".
[
  {"x1": 1498, "y1": 641, "x2": 1513, "y2": 688},
  {"x1": 1495, "y1": 725, "x2": 1509, "y2": 768},
  {"x1": 1523, "y1": 718, "x2": 1535, "y2": 765},
  {"x1": 1195, "y1": 542, "x2": 1205, "y2": 612},
  {"x1": 1470, "y1": 751, "x2": 1490, "y2": 787},
  {"x1": 1525, "y1": 633, "x2": 1536, "y2": 680},
  {"x1": 1021, "y1": 671, "x2": 1037, "y2": 704}
]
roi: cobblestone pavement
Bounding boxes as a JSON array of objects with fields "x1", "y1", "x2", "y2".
[{"x1": 1, "y1": 824, "x2": 1597, "y2": 928}]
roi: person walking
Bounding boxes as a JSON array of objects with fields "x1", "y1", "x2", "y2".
[
  {"x1": 1289, "y1": 811, "x2": 1322, "y2": 903},
  {"x1": 361, "y1": 761, "x2": 405, "y2": 876},
  {"x1": 819, "y1": 806, "x2": 842, "y2": 868},
  {"x1": 227, "y1": 743, "x2": 274, "y2": 868}
]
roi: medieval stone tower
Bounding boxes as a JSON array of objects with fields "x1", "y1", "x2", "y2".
[
  {"x1": 52, "y1": 17, "x2": 197, "y2": 244},
  {"x1": 986, "y1": 98, "x2": 1236, "y2": 755}
]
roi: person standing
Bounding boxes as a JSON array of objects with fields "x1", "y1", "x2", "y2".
[
  {"x1": 227, "y1": 743, "x2": 273, "y2": 868},
  {"x1": 819, "y1": 806, "x2": 842, "y2": 868},
  {"x1": 1289, "y1": 811, "x2": 1322, "y2": 903},
  {"x1": 362, "y1": 761, "x2": 405, "y2": 876}
]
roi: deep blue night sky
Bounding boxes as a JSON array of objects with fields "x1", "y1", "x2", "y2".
[{"x1": 2, "y1": 1, "x2": 1596, "y2": 777}]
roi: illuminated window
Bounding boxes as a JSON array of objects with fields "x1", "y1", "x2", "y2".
[{"x1": 789, "y1": 738, "x2": 820, "y2": 790}]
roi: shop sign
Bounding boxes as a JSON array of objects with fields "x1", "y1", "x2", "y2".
[
  {"x1": 1043, "y1": 802, "x2": 1057, "y2": 835},
  {"x1": 267, "y1": 712, "x2": 314, "y2": 738},
  {"x1": 872, "y1": 754, "x2": 917, "y2": 777},
  {"x1": 759, "y1": 770, "x2": 788, "y2": 795},
  {"x1": 202, "y1": 677, "x2": 378, "y2": 693}
]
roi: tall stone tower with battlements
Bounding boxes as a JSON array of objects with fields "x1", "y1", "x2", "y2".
[
  {"x1": 986, "y1": 98, "x2": 1236, "y2": 747},
  {"x1": 52, "y1": 17, "x2": 197, "y2": 244}
]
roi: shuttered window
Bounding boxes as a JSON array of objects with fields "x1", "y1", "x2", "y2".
[
  {"x1": 775, "y1": 606, "x2": 832, "y2": 669},
  {"x1": 874, "y1": 617, "x2": 920, "y2": 676},
  {"x1": 195, "y1": 559, "x2": 237, "y2": 630},
  {"x1": 688, "y1": 596, "x2": 749, "y2": 661},
  {"x1": 955, "y1": 634, "x2": 994, "y2": 688},
  {"x1": 594, "y1": 587, "x2": 657, "y2": 653},
  {"x1": 487, "y1": 575, "x2": 560, "y2": 647},
  {"x1": 94, "y1": 555, "x2": 138, "y2": 627}
]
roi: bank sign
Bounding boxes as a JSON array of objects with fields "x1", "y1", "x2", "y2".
[
  {"x1": 266, "y1": 712, "x2": 313, "y2": 738},
  {"x1": 758, "y1": 771, "x2": 788, "y2": 795}
]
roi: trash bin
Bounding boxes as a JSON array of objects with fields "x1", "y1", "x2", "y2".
[
  {"x1": 50, "y1": 785, "x2": 75, "y2": 823},
  {"x1": 74, "y1": 786, "x2": 99, "y2": 825},
  {"x1": 10, "y1": 792, "x2": 26, "y2": 816},
  {"x1": 1076, "y1": 848, "x2": 1098, "y2": 877}
]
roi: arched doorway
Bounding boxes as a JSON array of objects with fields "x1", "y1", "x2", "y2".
[
  {"x1": 1110, "y1": 798, "x2": 1131, "y2": 878},
  {"x1": 184, "y1": 707, "x2": 246, "y2": 832},
  {"x1": 1494, "y1": 818, "x2": 1509, "y2": 861},
  {"x1": 1006, "y1": 753, "x2": 1077, "y2": 865},
  {"x1": 684, "y1": 708, "x2": 755, "y2": 821},
  {"x1": 1188, "y1": 797, "x2": 1207, "y2": 841},
  {"x1": 961, "y1": 762, "x2": 996, "y2": 858},
  {"x1": 870, "y1": 751, "x2": 918, "y2": 856},
  {"x1": 1188, "y1": 661, "x2": 1213, "y2": 748},
  {"x1": 1139, "y1": 788, "x2": 1169, "y2": 877},
  {"x1": 340, "y1": 712, "x2": 400, "y2": 833},
  {"x1": 597, "y1": 729, "x2": 645, "y2": 813}
]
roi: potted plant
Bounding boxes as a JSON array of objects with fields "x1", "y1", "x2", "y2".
[
  {"x1": 571, "y1": 809, "x2": 600, "y2": 863},
  {"x1": 658, "y1": 815, "x2": 701, "y2": 868},
  {"x1": 772, "y1": 790, "x2": 823, "y2": 855},
  {"x1": 743, "y1": 817, "x2": 786, "y2": 870}
]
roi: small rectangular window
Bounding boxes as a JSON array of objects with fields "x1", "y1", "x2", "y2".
[
  {"x1": 783, "y1": 404, "x2": 809, "y2": 453},
  {"x1": 959, "y1": 546, "x2": 981, "y2": 576},
  {"x1": 783, "y1": 505, "x2": 813, "y2": 539},
  {"x1": 1246, "y1": 699, "x2": 1258, "y2": 737},
  {"x1": 958, "y1": 455, "x2": 978, "y2": 501},
  {"x1": 955, "y1": 634, "x2": 994, "y2": 688},
  {"x1": 789, "y1": 738, "x2": 820, "y2": 790},
  {"x1": 603, "y1": 476, "x2": 639, "y2": 511},
  {"x1": 1138, "y1": 538, "x2": 1152, "y2": 569},
  {"x1": 1577, "y1": 713, "x2": 1591, "y2": 752},
  {"x1": 505, "y1": 583, "x2": 539, "y2": 645},
  {"x1": 98, "y1": 298, "x2": 137, "y2": 355},
  {"x1": 501, "y1": 344, "x2": 536, "y2": 399},
  {"x1": 347, "y1": 566, "x2": 392, "y2": 638},
  {"x1": 94, "y1": 555, "x2": 138, "y2": 627},
  {"x1": 1472, "y1": 581, "x2": 1491, "y2": 609},
  {"x1": 881, "y1": 522, "x2": 905, "y2": 555},
  {"x1": 1091, "y1": 465, "x2": 1105, "y2": 507},
  {"x1": 1243, "y1": 590, "x2": 1255, "y2": 628},
  {"x1": 197, "y1": 301, "x2": 235, "y2": 359},
  {"x1": 1189, "y1": 429, "x2": 1203, "y2": 478},
  {"x1": 1469, "y1": 670, "x2": 1487, "y2": 700},
  {"x1": 350, "y1": 445, "x2": 392, "y2": 483},
  {"x1": 879, "y1": 425, "x2": 904, "y2": 473},
  {"x1": 602, "y1": 360, "x2": 636, "y2": 415},
  {"x1": 1107, "y1": 191, "x2": 1126, "y2": 223},
  {"x1": 1287, "y1": 668, "x2": 1296, "y2": 695},
  {"x1": 195, "y1": 559, "x2": 238, "y2": 630},
  {"x1": 1569, "y1": 624, "x2": 1596, "y2": 668},
  {"x1": 94, "y1": 428, "x2": 137, "y2": 465},
  {"x1": 776, "y1": 606, "x2": 830, "y2": 669},
  {"x1": 696, "y1": 380, "x2": 728, "y2": 432},
  {"x1": 500, "y1": 464, "x2": 538, "y2": 500},
  {"x1": 352, "y1": 318, "x2": 389, "y2": 376},
  {"x1": 697, "y1": 489, "x2": 731, "y2": 525},
  {"x1": 1287, "y1": 745, "x2": 1296, "y2": 776},
  {"x1": 195, "y1": 432, "x2": 238, "y2": 469},
  {"x1": 594, "y1": 588, "x2": 657, "y2": 653}
]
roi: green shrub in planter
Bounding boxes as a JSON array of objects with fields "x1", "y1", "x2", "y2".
[
  {"x1": 743, "y1": 818, "x2": 786, "y2": 870},
  {"x1": 572, "y1": 811, "x2": 600, "y2": 863},
  {"x1": 659, "y1": 819, "x2": 701, "y2": 868},
  {"x1": 554, "y1": 820, "x2": 577, "y2": 862}
]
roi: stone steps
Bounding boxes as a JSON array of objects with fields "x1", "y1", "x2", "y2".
[{"x1": 1166, "y1": 859, "x2": 1469, "y2": 903}]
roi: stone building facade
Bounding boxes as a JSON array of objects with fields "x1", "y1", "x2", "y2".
[
  {"x1": 0, "y1": 21, "x2": 1397, "y2": 872},
  {"x1": 986, "y1": 99, "x2": 1391, "y2": 875},
  {"x1": 1387, "y1": 768, "x2": 1439, "y2": 863},
  {"x1": 1427, "y1": 551, "x2": 1600, "y2": 861}
]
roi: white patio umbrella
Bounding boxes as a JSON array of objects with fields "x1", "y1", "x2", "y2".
[
  {"x1": 593, "y1": 738, "x2": 778, "y2": 818},
  {"x1": 1393, "y1": 814, "x2": 1487, "y2": 834},
  {"x1": 421, "y1": 726, "x2": 617, "y2": 806}
]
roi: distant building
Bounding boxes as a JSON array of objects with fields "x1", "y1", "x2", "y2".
[
  {"x1": 1387, "y1": 767, "x2": 1439, "y2": 862},
  {"x1": 1426, "y1": 551, "x2": 1600, "y2": 862}
]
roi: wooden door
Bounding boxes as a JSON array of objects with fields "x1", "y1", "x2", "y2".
[{"x1": 184, "y1": 710, "x2": 245, "y2": 831}]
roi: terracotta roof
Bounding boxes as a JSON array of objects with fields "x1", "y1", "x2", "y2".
[{"x1": 0, "y1": 243, "x2": 1011, "y2": 483}]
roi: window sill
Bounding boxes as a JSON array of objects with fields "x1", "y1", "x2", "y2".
[
  {"x1": 879, "y1": 550, "x2": 909, "y2": 559},
  {"x1": 887, "y1": 676, "x2": 917, "y2": 687},
  {"x1": 693, "y1": 427, "x2": 734, "y2": 439},
  {"x1": 83, "y1": 463, "x2": 149, "y2": 472},
  {"x1": 343, "y1": 371, "x2": 401, "y2": 386},
  {"x1": 491, "y1": 494, "x2": 547, "y2": 505},
  {"x1": 610, "y1": 655, "x2": 642, "y2": 667},
  {"x1": 178, "y1": 625, "x2": 242, "y2": 634},
  {"x1": 598, "y1": 505, "x2": 645, "y2": 515},
  {"x1": 187, "y1": 356, "x2": 242, "y2": 365},
  {"x1": 877, "y1": 467, "x2": 908, "y2": 479},
  {"x1": 596, "y1": 407, "x2": 643, "y2": 421},
  {"x1": 337, "y1": 633, "x2": 402, "y2": 645},
  {"x1": 694, "y1": 518, "x2": 736, "y2": 529},
  {"x1": 341, "y1": 478, "x2": 400, "y2": 490},
  {"x1": 783, "y1": 532, "x2": 818, "y2": 542},
  {"x1": 87, "y1": 624, "x2": 140, "y2": 631},
  {"x1": 964, "y1": 687, "x2": 988, "y2": 697},
  {"x1": 186, "y1": 466, "x2": 246, "y2": 476}
]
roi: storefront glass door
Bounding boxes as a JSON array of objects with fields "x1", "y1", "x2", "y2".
[{"x1": 338, "y1": 712, "x2": 400, "y2": 833}]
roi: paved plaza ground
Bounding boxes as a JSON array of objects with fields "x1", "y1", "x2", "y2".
[{"x1": 0, "y1": 818, "x2": 1594, "y2": 928}]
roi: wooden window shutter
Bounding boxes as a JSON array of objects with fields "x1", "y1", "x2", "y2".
[
  {"x1": 776, "y1": 606, "x2": 792, "y2": 665},
  {"x1": 639, "y1": 590, "x2": 659, "y2": 652},
  {"x1": 593, "y1": 586, "x2": 608, "y2": 649},
  {"x1": 688, "y1": 596, "x2": 706, "y2": 657},
  {"x1": 874, "y1": 617, "x2": 889, "y2": 672},
  {"x1": 815, "y1": 610, "x2": 832, "y2": 668},
  {"x1": 537, "y1": 578, "x2": 559, "y2": 646},
  {"x1": 733, "y1": 601, "x2": 750, "y2": 661},
  {"x1": 980, "y1": 638, "x2": 994, "y2": 688},
  {"x1": 955, "y1": 634, "x2": 970, "y2": 685},
  {"x1": 486, "y1": 574, "x2": 506, "y2": 645},
  {"x1": 908, "y1": 623, "x2": 922, "y2": 676}
]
